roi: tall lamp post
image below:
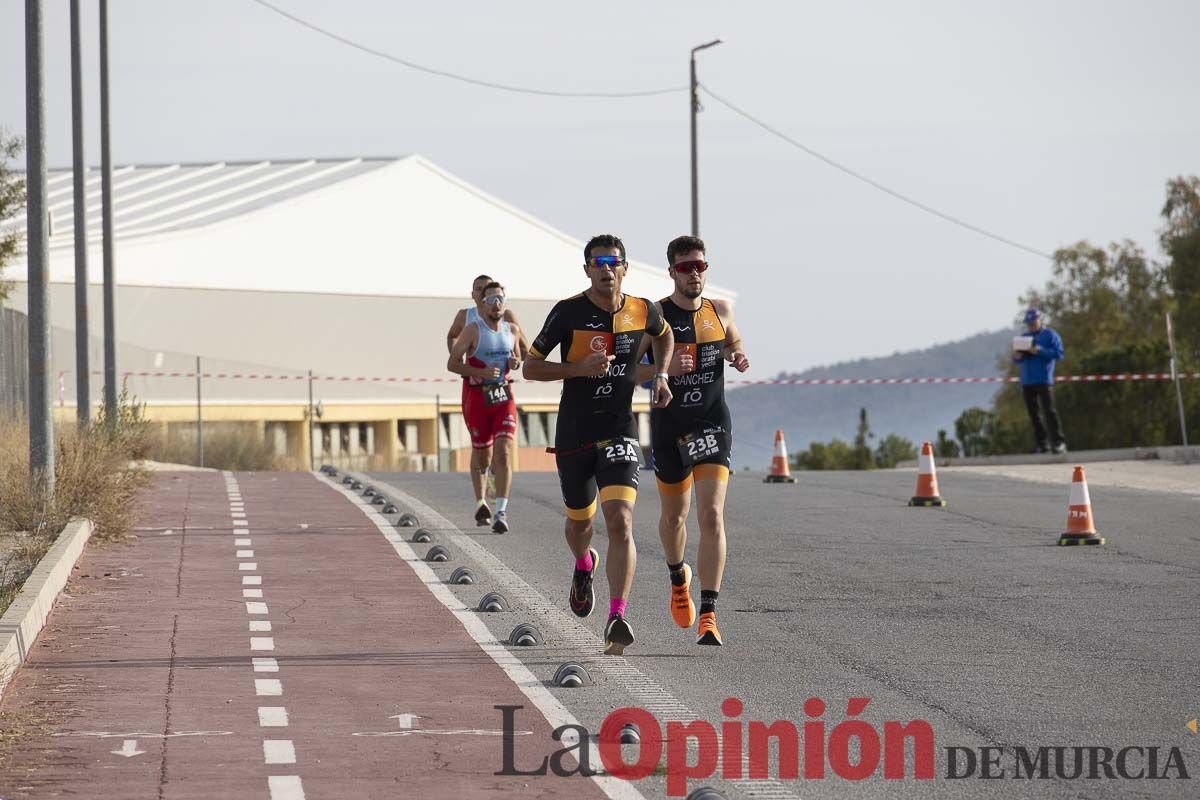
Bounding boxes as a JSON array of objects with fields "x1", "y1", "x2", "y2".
[{"x1": 690, "y1": 38, "x2": 723, "y2": 237}]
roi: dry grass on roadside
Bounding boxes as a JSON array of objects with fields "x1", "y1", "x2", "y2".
[
  {"x1": 0, "y1": 393, "x2": 151, "y2": 617},
  {"x1": 0, "y1": 417, "x2": 148, "y2": 543},
  {"x1": 146, "y1": 422, "x2": 281, "y2": 471},
  {"x1": 0, "y1": 703, "x2": 51, "y2": 768}
]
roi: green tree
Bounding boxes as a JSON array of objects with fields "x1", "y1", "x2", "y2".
[
  {"x1": 851, "y1": 407, "x2": 874, "y2": 470},
  {"x1": 934, "y1": 429, "x2": 960, "y2": 458},
  {"x1": 0, "y1": 131, "x2": 25, "y2": 304},
  {"x1": 955, "y1": 407, "x2": 991, "y2": 456},
  {"x1": 793, "y1": 438, "x2": 855, "y2": 470},
  {"x1": 1161, "y1": 177, "x2": 1200, "y2": 364},
  {"x1": 874, "y1": 434, "x2": 917, "y2": 468}
]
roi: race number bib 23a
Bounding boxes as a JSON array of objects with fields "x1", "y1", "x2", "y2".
[
  {"x1": 597, "y1": 437, "x2": 641, "y2": 467},
  {"x1": 676, "y1": 427, "x2": 730, "y2": 467},
  {"x1": 483, "y1": 383, "x2": 511, "y2": 406}
]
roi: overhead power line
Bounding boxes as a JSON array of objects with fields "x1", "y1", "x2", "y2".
[
  {"x1": 248, "y1": 0, "x2": 686, "y2": 98},
  {"x1": 698, "y1": 83, "x2": 1053, "y2": 260},
  {"x1": 249, "y1": 1, "x2": 1051, "y2": 258}
]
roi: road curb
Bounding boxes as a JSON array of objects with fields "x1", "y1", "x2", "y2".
[
  {"x1": 0, "y1": 518, "x2": 95, "y2": 699},
  {"x1": 897, "y1": 445, "x2": 1200, "y2": 469}
]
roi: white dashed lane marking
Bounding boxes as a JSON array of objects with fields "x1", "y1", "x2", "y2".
[
  {"x1": 263, "y1": 739, "x2": 296, "y2": 765},
  {"x1": 268, "y1": 775, "x2": 305, "y2": 800},
  {"x1": 225, "y1": 472, "x2": 302, "y2": 799},
  {"x1": 258, "y1": 707, "x2": 289, "y2": 727}
]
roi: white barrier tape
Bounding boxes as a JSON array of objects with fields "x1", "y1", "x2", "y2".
[{"x1": 69, "y1": 370, "x2": 1200, "y2": 385}]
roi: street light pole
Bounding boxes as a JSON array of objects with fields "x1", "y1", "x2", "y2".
[
  {"x1": 100, "y1": 0, "x2": 118, "y2": 422},
  {"x1": 70, "y1": 0, "x2": 90, "y2": 427},
  {"x1": 25, "y1": 0, "x2": 54, "y2": 496},
  {"x1": 690, "y1": 38, "x2": 723, "y2": 237}
]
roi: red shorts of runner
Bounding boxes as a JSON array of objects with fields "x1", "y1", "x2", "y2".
[{"x1": 462, "y1": 383, "x2": 518, "y2": 449}]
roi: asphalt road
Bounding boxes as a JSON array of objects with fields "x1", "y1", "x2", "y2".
[{"x1": 369, "y1": 467, "x2": 1200, "y2": 799}]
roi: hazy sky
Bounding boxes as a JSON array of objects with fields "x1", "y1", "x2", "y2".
[{"x1": 2, "y1": 1, "x2": 1197, "y2": 377}]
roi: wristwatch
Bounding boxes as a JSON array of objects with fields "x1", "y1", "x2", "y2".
[{"x1": 655, "y1": 372, "x2": 669, "y2": 381}]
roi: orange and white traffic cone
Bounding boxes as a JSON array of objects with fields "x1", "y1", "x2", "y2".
[
  {"x1": 1058, "y1": 466, "x2": 1105, "y2": 546},
  {"x1": 908, "y1": 441, "x2": 946, "y2": 507},
  {"x1": 763, "y1": 429, "x2": 797, "y2": 483}
]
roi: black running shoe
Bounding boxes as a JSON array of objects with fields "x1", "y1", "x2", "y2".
[
  {"x1": 492, "y1": 511, "x2": 509, "y2": 534},
  {"x1": 569, "y1": 548, "x2": 599, "y2": 618},
  {"x1": 474, "y1": 502, "x2": 492, "y2": 526},
  {"x1": 603, "y1": 613, "x2": 635, "y2": 655}
]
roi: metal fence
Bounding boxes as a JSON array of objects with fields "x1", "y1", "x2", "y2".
[{"x1": 0, "y1": 306, "x2": 28, "y2": 418}]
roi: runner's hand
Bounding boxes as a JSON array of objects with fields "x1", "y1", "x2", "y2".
[
  {"x1": 727, "y1": 351, "x2": 750, "y2": 372},
  {"x1": 507, "y1": 356, "x2": 521, "y2": 372},
  {"x1": 479, "y1": 366, "x2": 502, "y2": 381},
  {"x1": 651, "y1": 376, "x2": 672, "y2": 408},
  {"x1": 669, "y1": 350, "x2": 694, "y2": 376},
  {"x1": 577, "y1": 352, "x2": 614, "y2": 377}
]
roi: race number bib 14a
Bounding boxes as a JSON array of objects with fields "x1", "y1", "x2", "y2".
[
  {"x1": 483, "y1": 383, "x2": 510, "y2": 406},
  {"x1": 676, "y1": 427, "x2": 730, "y2": 467},
  {"x1": 598, "y1": 437, "x2": 641, "y2": 467}
]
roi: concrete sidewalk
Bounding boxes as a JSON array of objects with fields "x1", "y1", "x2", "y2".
[{"x1": 0, "y1": 472, "x2": 608, "y2": 799}]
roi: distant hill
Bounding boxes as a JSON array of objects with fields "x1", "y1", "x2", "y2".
[{"x1": 727, "y1": 329, "x2": 1012, "y2": 467}]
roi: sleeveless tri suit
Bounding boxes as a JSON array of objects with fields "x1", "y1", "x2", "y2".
[{"x1": 650, "y1": 297, "x2": 732, "y2": 492}]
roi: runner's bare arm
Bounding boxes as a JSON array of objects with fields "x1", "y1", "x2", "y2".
[
  {"x1": 713, "y1": 298, "x2": 750, "y2": 372},
  {"x1": 649, "y1": 322, "x2": 675, "y2": 408},
  {"x1": 448, "y1": 326, "x2": 499, "y2": 381},
  {"x1": 633, "y1": 301, "x2": 663, "y2": 382},
  {"x1": 507, "y1": 323, "x2": 525, "y2": 371},
  {"x1": 446, "y1": 308, "x2": 468, "y2": 353}
]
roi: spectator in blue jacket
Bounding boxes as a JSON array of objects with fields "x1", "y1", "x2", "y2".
[{"x1": 1013, "y1": 307, "x2": 1067, "y2": 454}]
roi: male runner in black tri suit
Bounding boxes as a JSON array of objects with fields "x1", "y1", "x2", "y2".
[
  {"x1": 523, "y1": 234, "x2": 675, "y2": 654},
  {"x1": 640, "y1": 235, "x2": 749, "y2": 646}
]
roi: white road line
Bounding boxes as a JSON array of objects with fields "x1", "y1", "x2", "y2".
[
  {"x1": 237, "y1": 550, "x2": 255, "y2": 558},
  {"x1": 235, "y1": 538, "x2": 252, "y2": 546},
  {"x1": 234, "y1": 520, "x2": 249, "y2": 527},
  {"x1": 255, "y1": 679, "x2": 283, "y2": 696},
  {"x1": 246, "y1": 602, "x2": 269, "y2": 614},
  {"x1": 250, "y1": 637, "x2": 274, "y2": 651},
  {"x1": 263, "y1": 739, "x2": 296, "y2": 765},
  {"x1": 267, "y1": 775, "x2": 305, "y2": 800},
  {"x1": 232, "y1": 512, "x2": 246, "y2": 519},
  {"x1": 239, "y1": 562, "x2": 258, "y2": 571},
  {"x1": 253, "y1": 657, "x2": 279, "y2": 672},
  {"x1": 249, "y1": 621, "x2": 272, "y2": 632},
  {"x1": 243, "y1": 576, "x2": 262, "y2": 586},
  {"x1": 243, "y1": 589, "x2": 263, "y2": 598},
  {"x1": 257, "y1": 707, "x2": 288, "y2": 727},
  {"x1": 326, "y1": 476, "x2": 646, "y2": 800}
]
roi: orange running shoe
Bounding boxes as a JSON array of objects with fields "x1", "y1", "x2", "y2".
[
  {"x1": 696, "y1": 611, "x2": 722, "y2": 646},
  {"x1": 670, "y1": 563, "x2": 696, "y2": 628}
]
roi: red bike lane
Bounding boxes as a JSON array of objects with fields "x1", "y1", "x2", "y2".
[{"x1": 0, "y1": 471, "x2": 611, "y2": 799}]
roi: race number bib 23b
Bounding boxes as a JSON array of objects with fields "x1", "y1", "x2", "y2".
[
  {"x1": 483, "y1": 383, "x2": 511, "y2": 406},
  {"x1": 597, "y1": 437, "x2": 641, "y2": 467},
  {"x1": 676, "y1": 427, "x2": 730, "y2": 467}
]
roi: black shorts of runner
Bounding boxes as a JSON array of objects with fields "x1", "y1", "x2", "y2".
[
  {"x1": 556, "y1": 445, "x2": 641, "y2": 521},
  {"x1": 651, "y1": 428, "x2": 732, "y2": 497}
]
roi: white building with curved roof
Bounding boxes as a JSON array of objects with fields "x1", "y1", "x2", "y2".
[{"x1": 4, "y1": 155, "x2": 735, "y2": 471}]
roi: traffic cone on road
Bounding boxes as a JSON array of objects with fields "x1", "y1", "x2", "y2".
[
  {"x1": 763, "y1": 429, "x2": 797, "y2": 483},
  {"x1": 908, "y1": 441, "x2": 946, "y2": 507},
  {"x1": 1058, "y1": 466, "x2": 1105, "y2": 546}
]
